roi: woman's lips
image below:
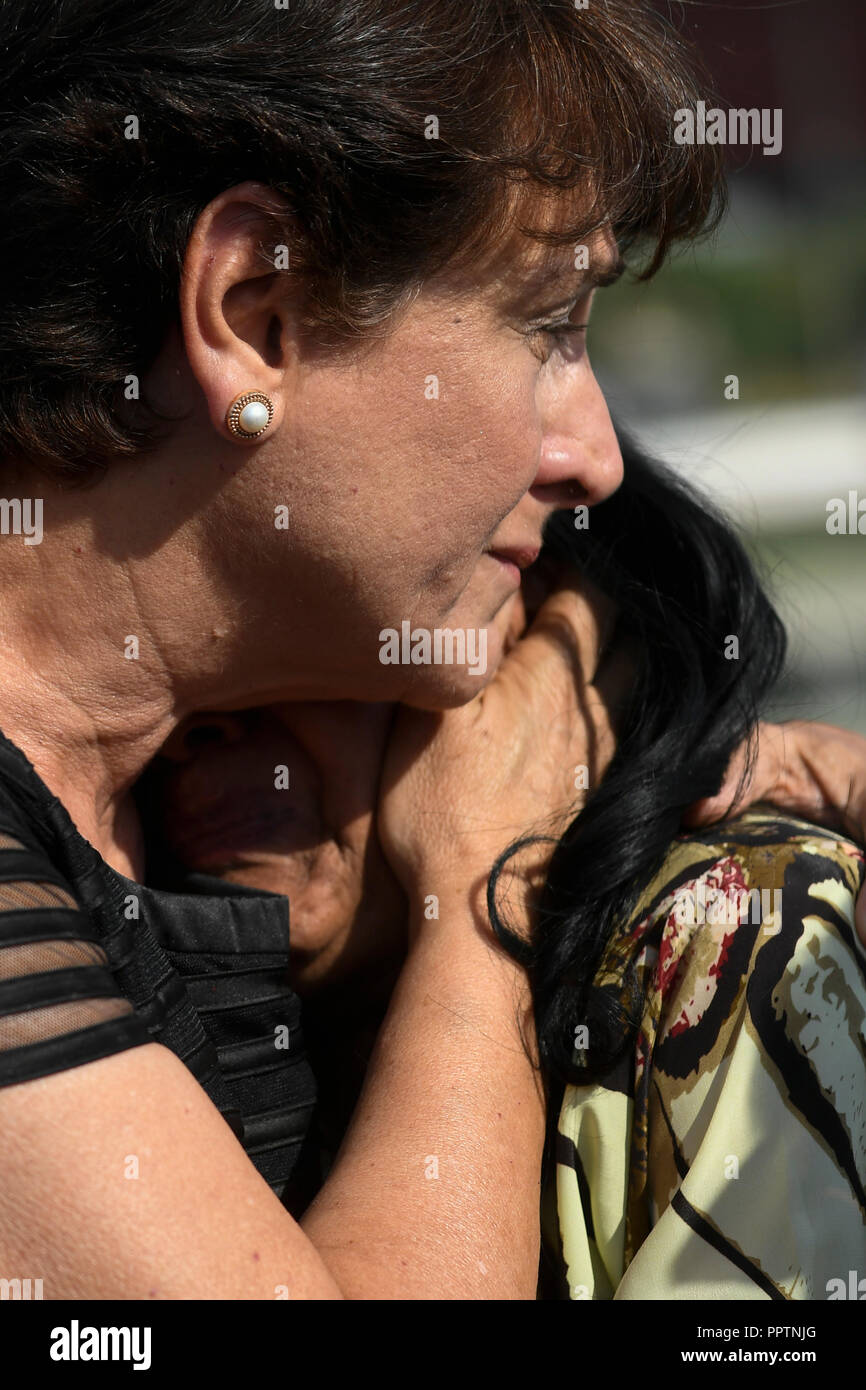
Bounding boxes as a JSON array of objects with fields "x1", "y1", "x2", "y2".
[
  {"x1": 488, "y1": 552, "x2": 521, "y2": 584},
  {"x1": 486, "y1": 546, "x2": 541, "y2": 584}
]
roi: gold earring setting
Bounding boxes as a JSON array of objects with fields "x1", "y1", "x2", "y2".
[{"x1": 225, "y1": 391, "x2": 274, "y2": 440}]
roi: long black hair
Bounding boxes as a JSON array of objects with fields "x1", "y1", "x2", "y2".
[{"x1": 489, "y1": 426, "x2": 787, "y2": 1091}]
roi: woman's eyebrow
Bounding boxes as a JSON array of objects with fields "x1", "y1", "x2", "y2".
[
  {"x1": 552, "y1": 254, "x2": 627, "y2": 294},
  {"x1": 590, "y1": 255, "x2": 627, "y2": 289},
  {"x1": 519, "y1": 252, "x2": 626, "y2": 302},
  {"x1": 499, "y1": 252, "x2": 626, "y2": 317}
]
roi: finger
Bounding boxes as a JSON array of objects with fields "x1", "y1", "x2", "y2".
[
  {"x1": 750, "y1": 721, "x2": 864, "y2": 840},
  {"x1": 502, "y1": 589, "x2": 529, "y2": 655},
  {"x1": 684, "y1": 722, "x2": 785, "y2": 827},
  {"x1": 683, "y1": 743, "x2": 752, "y2": 826},
  {"x1": 686, "y1": 720, "x2": 866, "y2": 846},
  {"x1": 519, "y1": 563, "x2": 553, "y2": 626},
  {"x1": 573, "y1": 682, "x2": 618, "y2": 793},
  {"x1": 507, "y1": 575, "x2": 617, "y2": 689}
]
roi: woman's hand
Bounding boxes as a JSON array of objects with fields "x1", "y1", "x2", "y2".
[
  {"x1": 143, "y1": 701, "x2": 407, "y2": 998},
  {"x1": 378, "y1": 576, "x2": 627, "y2": 934},
  {"x1": 685, "y1": 719, "x2": 866, "y2": 943}
]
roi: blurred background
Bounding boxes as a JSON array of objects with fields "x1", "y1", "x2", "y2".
[{"x1": 592, "y1": 0, "x2": 866, "y2": 732}]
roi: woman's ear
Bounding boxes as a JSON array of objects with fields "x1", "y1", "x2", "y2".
[{"x1": 177, "y1": 181, "x2": 301, "y2": 442}]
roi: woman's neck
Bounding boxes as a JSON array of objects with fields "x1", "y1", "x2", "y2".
[
  {"x1": 0, "y1": 458, "x2": 316, "y2": 876},
  {"x1": 0, "y1": 542, "x2": 184, "y2": 877},
  {"x1": 0, "y1": 678, "x2": 173, "y2": 879}
]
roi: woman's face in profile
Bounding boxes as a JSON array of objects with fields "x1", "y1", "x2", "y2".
[{"x1": 169, "y1": 205, "x2": 624, "y2": 714}]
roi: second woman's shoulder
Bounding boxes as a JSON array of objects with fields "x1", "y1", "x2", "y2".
[
  {"x1": 634, "y1": 805, "x2": 864, "y2": 941},
  {"x1": 553, "y1": 807, "x2": 866, "y2": 1299}
]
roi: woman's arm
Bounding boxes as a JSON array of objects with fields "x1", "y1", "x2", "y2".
[
  {"x1": 0, "y1": 895, "x2": 542, "y2": 1299},
  {"x1": 301, "y1": 896, "x2": 545, "y2": 1299},
  {"x1": 686, "y1": 719, "x2": 866, "y2": 942},
  {"x1": 0, "y1": 580, "x2": 617, "y2": 1300}
]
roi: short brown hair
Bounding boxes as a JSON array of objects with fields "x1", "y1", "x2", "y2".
[{"x1": 0, "y1": 0, "x2": 724, "y2": 483}]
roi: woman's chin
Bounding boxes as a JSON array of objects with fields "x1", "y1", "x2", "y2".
[{"x1": 398, "y1": 638, "x2": 506, "y2": 710}]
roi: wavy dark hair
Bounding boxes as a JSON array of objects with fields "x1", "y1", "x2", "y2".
[
  {"x1": 0, "y1": 0, "x2": 724, "y2": 480},
  {"x1": 489, "y1": 427, "x2": 788, "y2": 1092}
]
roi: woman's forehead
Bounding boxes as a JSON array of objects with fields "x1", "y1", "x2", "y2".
[{"x1": 442, "y1": 214, "x2": 622, "y2": 313}]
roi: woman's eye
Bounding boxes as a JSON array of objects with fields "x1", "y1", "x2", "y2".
[
  {"x1": 541, "y1": 320, "x2": 588, "y2": 342},
  {"x1": 525, "y1": 319, "x2": 589, "y2": 361}
]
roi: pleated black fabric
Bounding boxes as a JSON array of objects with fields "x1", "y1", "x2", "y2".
[{"x1": 0, "y1": 727, "x2": 319, "y2": 1213}]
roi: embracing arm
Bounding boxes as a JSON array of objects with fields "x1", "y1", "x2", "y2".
[
  {"x1": 0, "y1": 582, "x2": 614, "y2": 1301},
  {"x1": 0, "y1": 893, "x2": 542, "y2": 1300},
  {"x1": 300, "y1": 896, "x2": 544, "y2": 1298},
  {"x1": 687, "y1": 719, "x2": 866, "y2": 943}
]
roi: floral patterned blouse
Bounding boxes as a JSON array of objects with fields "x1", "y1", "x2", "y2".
[{"x1": 543, "y1": 808, "x2": 866, "y2": 1300}]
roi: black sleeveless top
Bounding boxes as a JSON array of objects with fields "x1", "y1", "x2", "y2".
[{"x1": 0, "y1": 727, "x2": 320, "y2": 1215}]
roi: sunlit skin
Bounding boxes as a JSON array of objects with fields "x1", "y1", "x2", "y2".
[
  {"x1": 0, "y1": 178, "x2": 863, "y2": 1014},
  {"x1": 134, "y1": 189, "x2": 866, "y2": 1006},
  {"x1": 0, "y1": 185, "x2": 623, "y2": 882},
  {"x1": 1, "y1": 173, "x2": 866, "y2": 1302},
  {"x1": 164, "y1": 181, "x2": 626, "y2": 712}
]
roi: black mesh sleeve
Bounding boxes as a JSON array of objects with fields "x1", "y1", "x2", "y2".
[{"x1": 0, "y1": 833, "x2": 152, "y2": 1086}]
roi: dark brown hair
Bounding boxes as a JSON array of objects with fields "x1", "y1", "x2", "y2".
[{"x1": 0, "y1": 0, "x2": 725, "y2": 482}]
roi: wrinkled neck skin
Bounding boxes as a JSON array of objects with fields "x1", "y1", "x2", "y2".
[{"x1": 0, "y1": 453, "x2": 323, "y2": 878}]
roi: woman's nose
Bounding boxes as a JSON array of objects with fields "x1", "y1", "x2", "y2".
[{"x1": 531, "y1": 367, "x2": 624, "y2": 509}]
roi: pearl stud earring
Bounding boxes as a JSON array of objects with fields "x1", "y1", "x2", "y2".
[{"x1": 225, "y1": 390, "x2": 274, "y2": 440}]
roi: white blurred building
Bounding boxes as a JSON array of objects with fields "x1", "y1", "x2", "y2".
[{"x1": 630, "y1": 396, "x2": 866, "y2": 734}]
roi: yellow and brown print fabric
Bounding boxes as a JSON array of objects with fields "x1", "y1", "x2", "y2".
[{"x1": 549, "y1": 808, "x2": 866, "y2": 1300}]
